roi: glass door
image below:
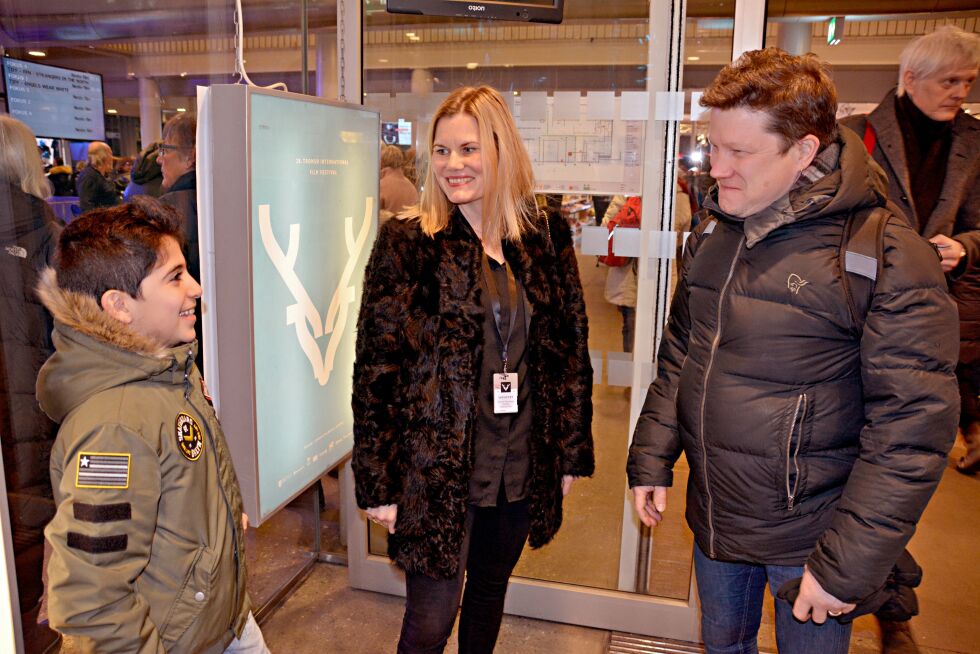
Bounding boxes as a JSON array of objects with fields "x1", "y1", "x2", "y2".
[{"x1": 343, "y1": 0, "x2": 744, "y2": 641}]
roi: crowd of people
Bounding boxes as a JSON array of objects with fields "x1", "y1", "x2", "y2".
[{"x1": 0, "y1": 22, "x2": 977, "y2": 654}]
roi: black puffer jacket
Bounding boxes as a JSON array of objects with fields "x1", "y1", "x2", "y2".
[
  {"x1": 0, "y1": 181, "x2": 62, "y2": 635},
  {"x1": 627, "y1": 128, "x2": 959, "y2": 602}
]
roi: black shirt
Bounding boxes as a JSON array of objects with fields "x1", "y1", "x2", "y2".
[
  {"x1": 462, "y1": 219, "x2": 534, "y2": 507},
  {"x1": 895, "y1": 92, "x2": 953, "y2": 224}
]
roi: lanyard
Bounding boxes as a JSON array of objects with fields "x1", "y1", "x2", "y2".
[{"x1": 481, "y1": 253, "x2": 519, "y2": 373}]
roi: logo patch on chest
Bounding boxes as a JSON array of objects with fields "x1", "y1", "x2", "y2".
[
  {"x1": 175, "y1": 413, "x2": 205, "y2": 461},
  {"x1": 787, "y1": 273, "x2": 810, "y2": 295}
]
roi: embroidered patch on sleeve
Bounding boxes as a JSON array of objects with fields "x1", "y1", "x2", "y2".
[
  {"x1": 175, "y1": 412, "x2": 205, "y2": 461},
  {"x1": 73, "y1": 502, "x2": 132, "y2": 523},
  {"x1": 75, "y1": 452, "x2": 131, "y2": 489},
  {"x1": 67, "y1": 532, "x2": 128, "y2": 554}
]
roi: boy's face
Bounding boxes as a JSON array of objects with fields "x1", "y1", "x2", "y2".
[{"x1": 126, "y1": 236, "x2": 202, "y2": 348}]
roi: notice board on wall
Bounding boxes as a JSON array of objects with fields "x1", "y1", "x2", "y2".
[{"x1": 199, "y1": 84, "x2": 379, "y2": 525}]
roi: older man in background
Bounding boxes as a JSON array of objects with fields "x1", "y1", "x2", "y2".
[{"x1": 76, "y1": 141, "x2": 119, "y2": 213}]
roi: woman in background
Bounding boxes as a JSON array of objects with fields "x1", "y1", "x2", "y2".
[
  {"x1": 0, "y1": 114, "x2": 64, "y2": 653},
  {"x1": 352, "y1": 86, "x2": 594, "y2": 654}
]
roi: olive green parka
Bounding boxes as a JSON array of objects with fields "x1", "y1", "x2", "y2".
[{"x1": 36, "y1": 269, "x2": 250, "y2": 653}]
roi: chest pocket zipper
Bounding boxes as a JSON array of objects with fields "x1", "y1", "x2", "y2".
[{"x1": 785, "y1": 393, "x2": 807, "y2": 510}]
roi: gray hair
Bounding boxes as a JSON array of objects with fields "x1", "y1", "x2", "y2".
[
  {"x1": 87, "y1": 142, "x2": 113, "y2": 169},
  {"x1": 898, "y1": 25, "x2": 980, "y2": 95}
]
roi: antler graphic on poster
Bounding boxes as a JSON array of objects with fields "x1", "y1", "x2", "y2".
[{"x1": 258, "y1": 197, "x2": 374, "y2": 386}]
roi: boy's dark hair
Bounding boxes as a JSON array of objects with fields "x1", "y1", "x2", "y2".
[{"x1": 55, "y1": 197, "x2": 186, "y2": 301}]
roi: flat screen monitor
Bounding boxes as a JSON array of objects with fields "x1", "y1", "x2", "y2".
[
  {"x1": 2, "y1": 57, "x2": 105, "y2": 141},
  {"x1": 387, "y1": 0, "x2": 563, "y2": 24},
  {"x1": 382, "y1": 119, "x2": 412, "y2": 146}
]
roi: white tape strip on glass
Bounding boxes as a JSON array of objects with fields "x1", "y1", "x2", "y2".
[{"x1": 580, "y1": 226, "x2": 686, "y2": 260}]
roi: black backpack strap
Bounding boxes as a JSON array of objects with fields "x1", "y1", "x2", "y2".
[{"x1": 841, "y1": 207, "x2": 890, "y2": 332}]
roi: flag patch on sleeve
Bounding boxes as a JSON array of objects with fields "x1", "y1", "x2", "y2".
[{"x1": 75, "y1": 452, "x2": 131, "y2": 489}]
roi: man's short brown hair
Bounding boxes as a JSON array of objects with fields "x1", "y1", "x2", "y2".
[
  {"x1": 700, "y1": 48, "x2": 838, "y2": 151},
  {"x1": 55, "y1": 197, "x2": 185, "y2": 301}
]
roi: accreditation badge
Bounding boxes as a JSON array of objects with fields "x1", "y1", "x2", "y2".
[{"x1": 493, "y1": 372, "x2": 519, "y2": 414}]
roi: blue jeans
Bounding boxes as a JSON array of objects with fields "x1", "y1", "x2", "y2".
[{"x1": 693, "y1": 544, "x2": 851, "y2": 654}]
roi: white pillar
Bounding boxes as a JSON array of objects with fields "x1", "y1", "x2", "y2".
[
  {"x1": 777, "y1": 21, "x2": 813, "y2": 55},
  {"x1": 410, "y1": 68, "x2": 434, "y2": 95},
  {"x1": 138, "y1": 77, "x2": 163, "y2": 148},
  {"x1": 315, "y1": 30, "x2": 339, "y2": 100}
]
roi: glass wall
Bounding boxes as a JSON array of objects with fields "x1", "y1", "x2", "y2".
[{"x1": 0, "y1": 3, "x2": 338, "y2": 647}]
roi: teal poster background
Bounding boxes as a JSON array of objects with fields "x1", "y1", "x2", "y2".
[{"x1": 249, "y1": 92, "x2": 378, "y2": 519}]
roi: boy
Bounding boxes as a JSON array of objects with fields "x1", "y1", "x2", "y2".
[{"x1": 36, "y1": 197, "x2": 268, "y2": 653}]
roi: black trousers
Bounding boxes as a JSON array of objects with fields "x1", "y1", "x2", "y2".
[{"x1": 397, "y1": 497, "x2": 531, "y2": 654}]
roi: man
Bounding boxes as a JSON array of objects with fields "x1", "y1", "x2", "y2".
[
  {"x1": 37, "y1": 198, "x2": 268, "y2": 653},
  {"x1": 627, "y1": 48, "x2": 959, "y2": 653},
  {"x1": 842, "y1": 26, "x2": 980, "y2": 474},
  {"x1": 76, "y1": 141, "x2": 120, "y2": 213},
  {"x1": 158, "y1": 114, "x2": 203, "y2": 364}
]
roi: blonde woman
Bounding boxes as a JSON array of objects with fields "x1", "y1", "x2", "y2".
[{"x1": 352, "y1": 86, "x2": 594, "y2": 654}]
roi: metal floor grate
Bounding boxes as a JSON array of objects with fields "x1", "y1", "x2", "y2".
[{"x1": 608, "y1": 633, "x2": 776, "y2": 654}]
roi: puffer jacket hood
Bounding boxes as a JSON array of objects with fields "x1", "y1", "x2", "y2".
[{"x1": 35, "y1": 268, "x2": 196, "y2": 424}]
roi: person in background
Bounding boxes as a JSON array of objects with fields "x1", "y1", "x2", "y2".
[
  {"x1": 158, "y1": 113, "x2": 203, "y2": 366},
  {"x1": 75, "y1": 142, "x2": 119, "y2": 213},
  {"x1": 38, "y1": 198, "x2": 267, "y2": 654},
  {"x1": 124, "y1": 141, "x2": 165, "y2": 201},
  {"x1": 47, "y1": 156, "x2": 75, "y2": 197},
  {"x1": 0, "y1": 114, "x2": 64, "y2": 654},
  {"x1": 628, "y1": 48, "x2": 959, "y2": 654},
  {"x1": 353, "y1": 85, "x2": 594, "y2": 654},
  {"x1": 402, "y1": 146, "x2": 419, "y2": 186},
  {"x1": 379, "y1": 144, "x2": 419, "y2": 215},
  {"x1": 841, "y1": 26, "x2": 979, "y2": 472},
  {"x1": 839, "y1": 25, "x2": 979, "y2": 654}
]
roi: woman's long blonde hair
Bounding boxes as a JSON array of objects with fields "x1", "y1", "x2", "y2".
[
  {"x1": 416, "y1": 86, "x2": 536, "y2": 245},
  {"x1": 0, "y1": 116, "x2": 51, "y2": 199}
]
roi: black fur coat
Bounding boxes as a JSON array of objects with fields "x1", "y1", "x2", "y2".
[{"x1": 352, "y1": 209, "x2": 594, "y2": 578}]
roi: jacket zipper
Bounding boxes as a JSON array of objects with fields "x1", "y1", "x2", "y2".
[
  {"x1": 698, "y1": 236, "x2": 744, "y2": 558},
  {"x1": 182, "y1": 352, "x2": 241, "y2": 630},
  {"x1": 785, "y1": 393, "x2": 807, "y2": 510}
]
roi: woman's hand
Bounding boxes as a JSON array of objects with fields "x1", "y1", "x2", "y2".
[
  {"x1": 365, "y1": 504, "x2": 398, "y2": 534},
  {"x1": 562, "y1": 475, "x2": 576, "y2": 496}
]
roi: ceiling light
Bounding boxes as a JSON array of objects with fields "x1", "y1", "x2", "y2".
[
  {"x1": 176, "y1": 107, "x2": 187, "y2": 113},
  {"x1": 28, "y1": 50, "x2": 46, "y2": 57},
  {"x1": 379, "y1": 58, "x2": 389, "y2": 63},
  {"x1": 107, "y1": 109, "x2": 118, "y2": 114},
  {"x1": 466, "y1": 63, "x2": 478, "y2": 70},
  {"x1": 180, "y1": 72, "x2": 187, "y2": 78},
  {"x1": 405, "y1": 32, "x2": 416, "y2": 37},
  {"x1": 687, "y1": 56, "x2": 700, "y2": 61}
]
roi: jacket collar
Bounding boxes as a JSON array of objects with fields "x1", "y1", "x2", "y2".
[
  {"x1": 36, "y1": 267, "x2": 194, "y2": 360},
  {"x1": 705, "y1": 128, "x2": 886, "y2": 248}
]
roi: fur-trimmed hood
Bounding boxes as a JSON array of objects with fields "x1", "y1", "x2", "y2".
[{"x1": 36, "y1": 267, "x2": 198, "y2": 424}]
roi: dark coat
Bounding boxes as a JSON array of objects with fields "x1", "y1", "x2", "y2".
[
  {"x1": 76, "y1": 166, "x2": 119, "y2": 213},
  {"x1": 352, "y1": 210, "x2": 594, "y2": 579},
  {"x1": 841, "y1": 89, "x2": 980, "y2": 363},
  {"x1": 627, "y1": 128, "x2": 960, "y2": 602},
  {"x1": 0, "y1": 181, "x2": 62, "y2": 640}
]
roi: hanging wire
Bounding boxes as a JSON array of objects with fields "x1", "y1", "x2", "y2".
[{"x1": 234, "y1": 0, "x2": 288, "y2": 91}]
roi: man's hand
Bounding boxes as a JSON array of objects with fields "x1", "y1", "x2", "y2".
[
  {"x1": 929, "y1": 234, "x2": 966, "y2": 273},
  {"x1": 792, "y1": 565, "x2": 856, "y2": 624},
  {"x1": 242, "y1": 513, "x2": 249, "y2": 532},
  {"x1": 365, "y1": 504, "x2": 398, "y2": 534},
  {"x1": 631, "y1": 486, "x2": 668, "y2": 527},
  {"x1": 562, "y1": 475, "x2": 576, "y2": 496}
]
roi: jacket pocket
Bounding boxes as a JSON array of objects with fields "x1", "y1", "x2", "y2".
[
  {"x1": 784, "y1": 393, "x2": 808, "y2": 511},
  {"x1": 159, "y1": 546, "x2": 218, "y2": 645}
]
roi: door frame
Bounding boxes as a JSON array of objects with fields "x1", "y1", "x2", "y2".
[{"x1": 343, "y1": 0, "x2": 767, "y2": 642}]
